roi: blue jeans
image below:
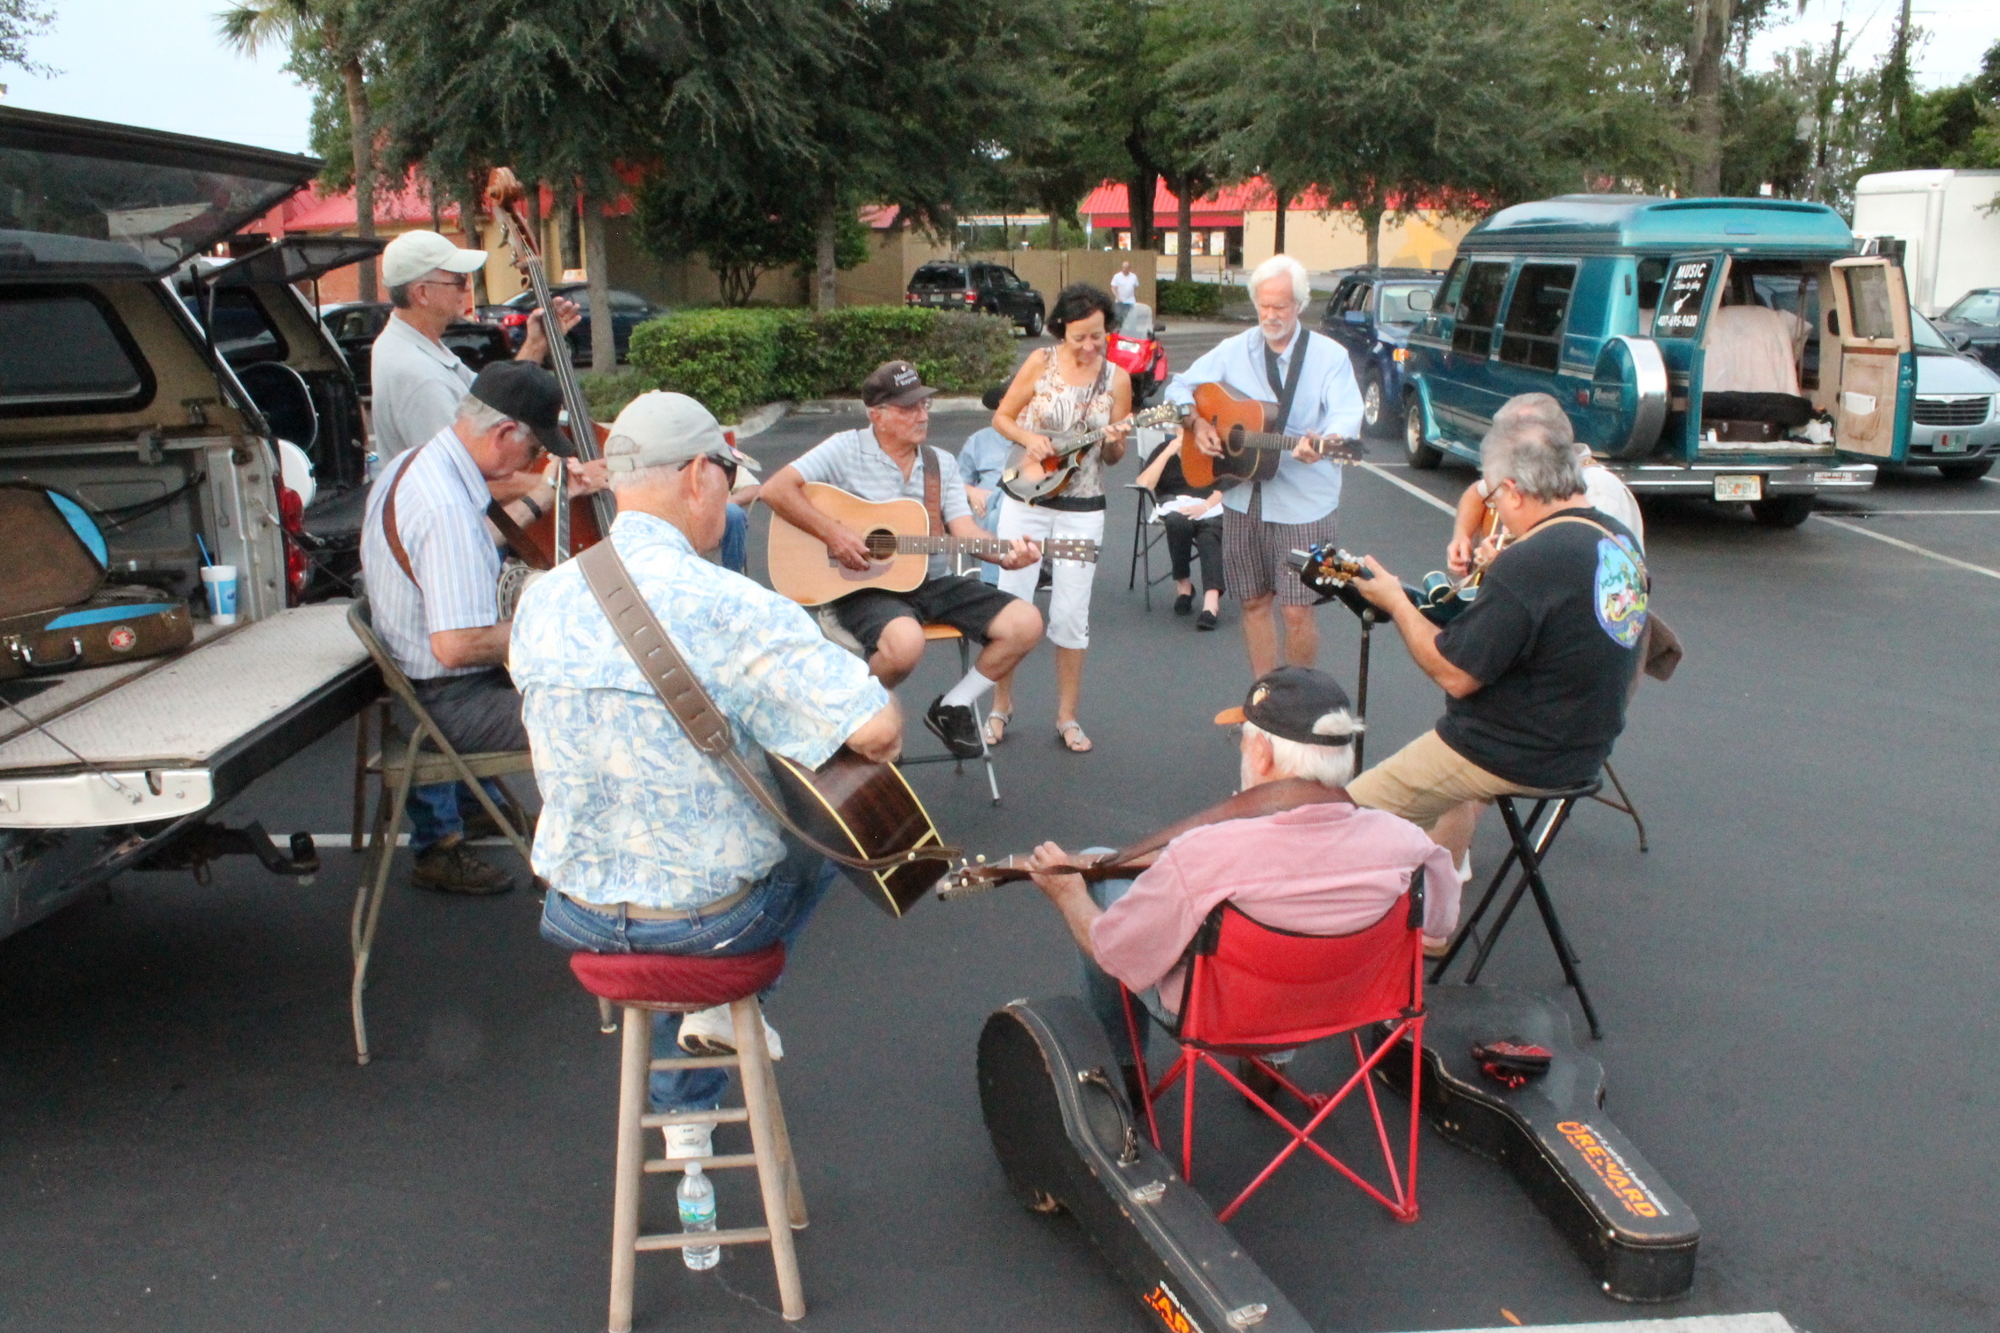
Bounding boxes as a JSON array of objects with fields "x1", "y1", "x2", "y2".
[
  {"x1": 1075, "y1": 851, "x2": 1176, "y2": 1070},
  {"x1": 721, "y1": 502, "x2": 748, "y2": 575},
  {"x1": 540, "y1": 835, "x2": 838, "y2": 1111},
  {"x1": 407, "y1": 779, "x2": 512, "y2": 851}
]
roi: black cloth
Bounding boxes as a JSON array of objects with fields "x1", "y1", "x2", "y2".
[
  {"x1": 1160, "y1": 510, "x2": 1223, "y2": 593},
  {"x1": 1433, "y1": 508, "x2": 1647, "y2": 788},
  {"x1": 830, "y1": 573, "x2": 1018, "y2": 658}
]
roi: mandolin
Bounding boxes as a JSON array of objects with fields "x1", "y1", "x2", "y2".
[
  {"x1": 485, "y1": 168, "x2": 616, "y2": 571},
  {"x1": 1000, "y1": 402, "x2": 1188, "y2": 503},
  {"x1": 1287, "y1": 542, "x2": 1476, "y2": 626},
  {"x1": 768, "y1": 483, "x2": 1099, "y2": 607},
  {"x1": 1179, "y1": 381, "x2": 1365, "y2": 488}
]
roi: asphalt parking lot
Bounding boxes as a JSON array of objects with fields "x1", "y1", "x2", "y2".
[{"x1": 3, "y1": 323, "x2": 1998, "y2": 1333}]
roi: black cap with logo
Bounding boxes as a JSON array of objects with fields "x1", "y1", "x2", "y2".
[
  {"x1": 861, "y1": 360, "x2": 938, "y2": 408},
  {"x1": 468, "y1": 360, "x2": 568, "y2": 456},
  {"x1": 1213, "y1": 666, "x2": 1361, "y2": 747}
]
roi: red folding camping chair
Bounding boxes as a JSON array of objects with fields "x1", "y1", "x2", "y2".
[{"x1": 1123, "y1": 868, "x2": 1428, "y2": 1224}]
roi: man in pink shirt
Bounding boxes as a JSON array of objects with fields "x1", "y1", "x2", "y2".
[{"x1": 1026, "y1": 667, "x2": 1458, "y2": 1088}]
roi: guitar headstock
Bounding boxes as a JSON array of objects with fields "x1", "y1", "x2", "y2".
[
  {"x1": 936, "y1": 854, "x2": 1019, "y2": 902},
  {"x1": 1045, "y1": 539, "x2": 1101, "y2": 565},
  {"x1": 1286, "y1": 543, "x2": 1368, "y2": 592},
  {"x1": 1314, "y1": 437, "x2": 1367, "y2": 464}
]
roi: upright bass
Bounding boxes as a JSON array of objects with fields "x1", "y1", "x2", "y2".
[{"x1": 484, "y1": 168, "x2": 616, "y2": 573}]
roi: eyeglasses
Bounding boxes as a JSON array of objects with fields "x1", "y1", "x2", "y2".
[
  {"x1": 680, "y1": 452, "x2": 739, "y2": 487},
  {"x1": 418, "y1": 276, "x2": 469, "y2": 292}
]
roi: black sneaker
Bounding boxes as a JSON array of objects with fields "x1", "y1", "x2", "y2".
[
  {"x1": 1173, "y1": 591, "x2": 1194, "y2": 616},
  {"x1": 924, "y1": 696, "x2": 985, "y2": 759},
  {"x1": 410, "y1": 836, "x2": 515, "y2": 895}
]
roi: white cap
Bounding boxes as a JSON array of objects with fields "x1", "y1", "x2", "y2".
[
  {"x1": 381, "y1": 230, "x2": 488, "y2": 288},
  {"x1": 603, "y1": 391, "x2": 760, "y2": 474}
]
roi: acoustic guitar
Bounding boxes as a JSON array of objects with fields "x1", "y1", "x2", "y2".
[
  {"x1": 1179, "y1": 381, "x2": 1365, "y2": 488},
  {"x1": 999, "y1": 402, "x2": 1188, "y2": 503},
  {"x1": 768, "y1": 483, "x2": 1100, "y2": 607},
  {"x1": 766, "y1": 747, "x2": 952, "y2": 917}
]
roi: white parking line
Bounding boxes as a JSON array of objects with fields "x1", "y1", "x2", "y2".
[
  {"x1": 1359, "y1": 462, "x2": 1457, "y2": 517},
  {"x1": 1823, "y1": 509, "x2": 2000, "y2": 517},
  {"x1": 1812, "y1": 515, "x2": 2000, "y2": 581}
]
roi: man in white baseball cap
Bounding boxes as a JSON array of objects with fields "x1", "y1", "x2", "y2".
[
  {"x1": 369, "y1": 228, "x2": 580, "y2": 467},
  {"x1": 512, "y1": 390, "x2": 899, "y2": 1139}
]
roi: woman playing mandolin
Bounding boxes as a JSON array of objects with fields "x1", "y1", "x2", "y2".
[{"x1": 988, "y1": 283, "x2": 1134, "y2": 753}]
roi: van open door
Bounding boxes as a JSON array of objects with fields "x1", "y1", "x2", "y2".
[
  {"x1": 1649, "y1": 254, "x2": 1728, "y2": 457},
  {"x1": 1828, "y1": 257, "x2": 1914, "y2": 461}
]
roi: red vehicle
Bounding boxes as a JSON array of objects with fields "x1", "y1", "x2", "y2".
[{"x1": 1108, "y1": 303, "x2": 1168, "y2": 403}]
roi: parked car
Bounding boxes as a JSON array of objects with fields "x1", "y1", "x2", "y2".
[
  {"x1": 0, "y1": 106, "x2": 377, "y2": 941},
  {"x1": 485, "y1": 284, "x2": 664, "y2": 366},
  {"x1": 321, "y1": 301, "x2": 514, "y2": 395},
  {"x1": 1401, "y1": 194, "x2": 1916, "y2": 526},
  {"x1": 906, "y1": 260, "x2": 1046, "y2": 335},
  {"x1": 1319, "y1": 267, "x2": 1444, "y2": 437},
  {"x1": 1933, "y1": 288, "x2": 2000, "y2": 374}
]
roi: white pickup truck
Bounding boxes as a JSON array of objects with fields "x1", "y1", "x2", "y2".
[{"x1": 0, "y1": 108, "x2": 381, "y2": 941}]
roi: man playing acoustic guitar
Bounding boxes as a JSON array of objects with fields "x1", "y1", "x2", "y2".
[
  {"x1": 1164, "y1": 254, "x2": 1365, "y2": 677},
  {"x1": 513, "y1": 391, "x2": 904, "y2": 1157},
  {"x1": 761, "y1": 361, "x2": 1045, "y2": 760}
]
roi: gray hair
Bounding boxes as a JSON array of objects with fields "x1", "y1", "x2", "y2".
[
  {"x1": 1244, "y1": 715, "x2": 1360, "y2": 788},
  {"x1": 1249, "y1": 254, "x2": 1311, "y2": 309},
  {"x1": 455, "y1": 394, "x2": 510, "y2": 434},
  {"x1": 1480, "y1": 417, "x2": 1586, "y2": 502},
  {"x1": 387, "y1": 281, "x2": 416, "y2": 309},
  {"x1": 607, "y1": 461, "x2": 683, "y2": 495},
  {"x1": 1492, "y1": 392, "x2": 1574, "y2": 446}
]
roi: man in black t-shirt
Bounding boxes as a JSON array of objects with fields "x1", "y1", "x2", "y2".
[{"x1": 1345, "y1": 416, "x2": 1648, "y2": 868}]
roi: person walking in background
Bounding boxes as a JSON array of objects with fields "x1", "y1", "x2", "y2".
[
  {"x1": 1165, "y1": 254, "x2": 1363, "y2": 677},
  {"x1": 1110, "y1": 260, "x2": 1140, "y2": 331},
  {"x1": 986, "y1": 284, "x2": 1133, "y2": 754}
]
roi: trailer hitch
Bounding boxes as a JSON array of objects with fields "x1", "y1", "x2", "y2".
[{"x1": 133, "y1": 820, "x2": 319, "y2": 886}]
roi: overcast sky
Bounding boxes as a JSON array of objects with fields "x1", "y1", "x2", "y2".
[{"x1": 1, "y1": 0, "x2": 1995, "y2": 160}]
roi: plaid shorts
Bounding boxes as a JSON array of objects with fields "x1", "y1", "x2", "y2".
[{"x1": 1222, "y1": 485, "x2": 1340, "y2": 606}]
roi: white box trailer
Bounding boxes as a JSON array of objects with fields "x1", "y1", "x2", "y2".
[{"x1": 1852, "y1": 169, "x2": 2000, "y2": 316}]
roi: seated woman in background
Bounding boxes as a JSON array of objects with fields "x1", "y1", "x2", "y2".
[{"x1": 1134, "y1": 435, "x2": 1226, "y2": 629}]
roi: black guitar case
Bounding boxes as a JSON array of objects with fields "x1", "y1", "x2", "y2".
[
  {"x1": 978, "y1": 996, "x2": 1312, "y2": 1333},
  {"x1": 1382, "y1": 985, "x2": 1699, "y2": 1301}
]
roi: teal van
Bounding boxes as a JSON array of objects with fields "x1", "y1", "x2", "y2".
[{"x1": 1400, "y1": 195, "x2": 1913, "y2": 525}]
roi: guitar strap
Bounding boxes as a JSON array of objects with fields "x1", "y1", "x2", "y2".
[
  {"x1": 486, "y1": 499, "x2": 551, "y2": 571},
  {"x1": 381, "y1": 440, "x2": 551, "y2": 591},
  {"x1": 1090, "y1": 777, "x2": 1352, "y2": 875},
  {"x1": 1263, "y1": 328, "x2": 1312, "y2": 436},
  {"x1": 576, "y1": 540, "x2": 950, "y2": 871},
  {"x1": 921, "y1": 446, "x2": 946, "y2": 538}
]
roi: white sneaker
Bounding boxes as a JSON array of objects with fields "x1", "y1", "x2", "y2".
[
  {"x1": 1455, "y1": 850, "x2": 1473, "y2": 884},
  {"x1": 662, "y1": 1123, "x2": 712, "y2": 1160},
  {"x1": 677, "y1": 1004, "x2": 784, "y2": 1061}
]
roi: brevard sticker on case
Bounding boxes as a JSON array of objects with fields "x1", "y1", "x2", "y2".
[{"x1": 1142, "y1": 1279, "x2": 1198, "y2": 1333}]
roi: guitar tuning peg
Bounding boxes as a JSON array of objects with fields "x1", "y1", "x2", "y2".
[{"x1": 975, "y1": 854, "x2": 987, "y2": 864}]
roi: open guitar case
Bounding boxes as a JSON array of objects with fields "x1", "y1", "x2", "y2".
[
  {"x1": 978, "y1": 987, "x2": 1697, "y2": 1331},
  {"x1": 0, "y1": 483, "x2": 193, "y2": 683}
]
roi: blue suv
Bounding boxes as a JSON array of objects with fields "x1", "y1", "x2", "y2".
[{"x1": 1319, "y1": 267, "x2": 1445, "y2": 437}]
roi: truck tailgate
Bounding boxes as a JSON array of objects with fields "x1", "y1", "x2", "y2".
[{"x1": 0, "y1": 602, "x2": 377, "y2": 828}]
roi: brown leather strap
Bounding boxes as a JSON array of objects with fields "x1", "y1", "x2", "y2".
[
  {"x1": 922, "y1": 446, "x2": 946, "y2": 538},
  {"x1": 1095, "y1": 777, "x2": 1351, "y2": 873},
  {"x1": 575, "y1": 540, "x2": 940, "y2": 872},
  {"x1": 486, "y1": 498, "x2": 551, "y2": 571},
  {"x1": 380, "y1": 443, "x2": 425, "y2": 590}
]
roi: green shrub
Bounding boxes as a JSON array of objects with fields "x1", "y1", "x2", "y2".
[
  {"x1": 579, "y1": 370, "x2": 648, "y2": 422},
  {"x1": 627, "y1": 309, "x2": 791, "y2": 422},
  {"x1": 1155, "y1": 280, "x2": 1247, "y2": 317},
  {"x1": 627, "y1": 306, "x2": 1015, "y2": 417}
]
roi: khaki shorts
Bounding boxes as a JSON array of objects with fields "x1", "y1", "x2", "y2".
[{"x1": 1347, "y1": 729, "x2": 1544, "y2": 830}]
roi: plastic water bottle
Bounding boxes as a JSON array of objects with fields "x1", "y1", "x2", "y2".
[{"x1": 677, "y1": 1161, "x2": 719, "y2": 1270}]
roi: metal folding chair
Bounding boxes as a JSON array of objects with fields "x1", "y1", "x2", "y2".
[
  {"x1": 345, "y1": 598, "x2": 536, "y2": 1064},
  {"x1": 1125, "y1": 483, "x2": 1172, "y2": 610}
]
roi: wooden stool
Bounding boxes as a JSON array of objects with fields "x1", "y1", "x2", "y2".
[{"x1": 569, "y1": 948, "x2": 808, "y2": 1328}]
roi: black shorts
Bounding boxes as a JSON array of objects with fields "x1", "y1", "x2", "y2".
[{"x1": 830, "y1": 574, "x2": 1019, "y2": 658}]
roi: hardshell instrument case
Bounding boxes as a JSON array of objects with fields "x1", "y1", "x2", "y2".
[
  {"x1": 1386, "y1": 985, "x2": 1699, "y2": 1301},
  {"x1": 0, "y1": 483, "x2": 193, "y2": 682},
  {"x1": 978, "y1": 996, "x2": 1311, "y2": 1333}
]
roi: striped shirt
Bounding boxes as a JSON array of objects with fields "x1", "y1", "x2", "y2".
[
  {"x1": 360, "y1": 424, "x2": 501, "y2": 680},
  {"x1": 1163, "y1": 326, "x2": 1363, "y2": 525},
  {"x1": 790, "y1": 426, "x2": 972, "y2": 579},
  {"x1": 370, "y1": 314, "x2": 476, "y2": 459}
]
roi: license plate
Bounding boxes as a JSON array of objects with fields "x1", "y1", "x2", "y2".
[
  {"x1": 1713, "y1": 475, "x2": 1763, "y2": 501},
  {"x1": 1933, "y1": 433, "x2": 1966, "y2": 453}
]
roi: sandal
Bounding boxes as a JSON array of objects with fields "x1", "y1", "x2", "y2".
[
  {"x1": 983, "y1": 709, "x2": 1011, "y2": 746},
  {"x1": 1056, "y1": 720, "x2": 1093, "y2": 754}
]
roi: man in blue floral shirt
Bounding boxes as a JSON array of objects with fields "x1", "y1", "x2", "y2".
[{"x1": 511, "y1": 391, "x2": 903, "y2": 1156}]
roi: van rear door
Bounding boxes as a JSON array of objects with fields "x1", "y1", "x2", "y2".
[
  {"x1": 1827, "y1": 257, "x2": 1914, "y2": 461},
  {"x1": 1649, "y1": 254, "x2": 1727, "y2": 456}
]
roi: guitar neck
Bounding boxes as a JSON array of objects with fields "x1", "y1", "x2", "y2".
[
  {"x1": 1232, "y1": 429, "x2": 1319, "y2": 452},
  {"x1": 897, "y1": 537, "x2": 1025, "y2": 557}
]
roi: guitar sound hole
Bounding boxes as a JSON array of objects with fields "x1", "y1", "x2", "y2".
[
  {"x1": 1226, "y1": 427, "x2": 1246, "y2": 455},
  {"x1": 864, "y1": 529, "x2": 899, "y2": 560}
]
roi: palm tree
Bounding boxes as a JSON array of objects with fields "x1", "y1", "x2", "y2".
[{"x1": 218, "y1": 0, "x2": 379, "y2": 300}]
